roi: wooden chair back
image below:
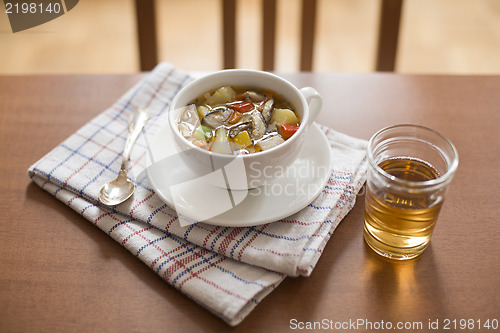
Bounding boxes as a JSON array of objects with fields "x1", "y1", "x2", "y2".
[{"x1": 135, "y1": 0, "x2": 403, "y2": 72}]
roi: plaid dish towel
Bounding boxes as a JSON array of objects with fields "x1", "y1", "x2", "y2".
[{"x1": 28, "y1": 63, "x2": 368, "y2": 326}]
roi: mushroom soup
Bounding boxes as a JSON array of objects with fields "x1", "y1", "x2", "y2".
[{"x1": 177, "y1": 86, "x2": 301, "y2": 155}]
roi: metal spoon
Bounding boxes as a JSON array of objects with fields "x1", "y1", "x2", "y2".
[{"x1": 99, "y1": 108, "x2": 149, "y2": 206}]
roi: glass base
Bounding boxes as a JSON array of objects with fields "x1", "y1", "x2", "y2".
[{"x1": 363, "y1": 225, "x2": 428, "y2": 261}]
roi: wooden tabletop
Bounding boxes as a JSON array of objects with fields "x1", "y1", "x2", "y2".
[{"x1": 1, "y1": 73, "x2": 498, "y2": 332}]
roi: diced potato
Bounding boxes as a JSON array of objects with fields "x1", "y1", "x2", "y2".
[
  {"x1": 210, "y1": 127, "x2": 233, "y2": 154},
  {"x1": 205, "y1": 86, "x2": 236, "y2": 106},
  {"x1": 233, "y1": 130, "x2": 252, "y2": 148},
  {"x1": 270, "y1": 108, "x2": 299, "y2": 127},
  {"x1": 197, "y1": 105, "x2": 210, "y2": 119},
  {"x1": 213, "y1": 127, "x2": 229, "y2": 142},
  {"x1": 255, "y1": 135, "x2": 285, "y2": 151}
]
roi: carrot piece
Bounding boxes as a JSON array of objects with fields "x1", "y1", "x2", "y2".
[
  {"x1": 228, "y1": 101, "x2": 253, "y2": 112},
  {"x1": 228, "y1": 111, "x2": 242, "y2": 124},
  {"x1": 280, "y1": 123, "x2": 299, "y2": 139}
]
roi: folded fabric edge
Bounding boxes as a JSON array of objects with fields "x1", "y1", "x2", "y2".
[
  {"x1": 294, "y1": 153, "x2": 368, "y2": 276},
  {"x1": 224, "y1": 279, "x2": 285, "y2": 326}
]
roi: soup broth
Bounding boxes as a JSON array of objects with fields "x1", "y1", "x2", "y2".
[{"x1": 177, "y1": 86, "x2": 300, "y2": 155}]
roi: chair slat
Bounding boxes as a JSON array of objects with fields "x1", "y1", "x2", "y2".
[
  {"x1": 262, "y1": 0, "x2": 277, "y2": 71},
  {"x1": 300, "y1": 0, "x2": 317, "y2": 72},
  {"x1": 135, "y1": 0, "x2": 158, "y2": 71},
  {"x1": 223, "y1": 0, "x2": 237, "y2": 69},
  {"x1": 376, "y1": 0, "x2": 403, "y2": 71}
]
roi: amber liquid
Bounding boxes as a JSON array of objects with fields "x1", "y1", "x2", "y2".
[{"x1": 364, "y1": 157, "x2": 443, "y2": 260}]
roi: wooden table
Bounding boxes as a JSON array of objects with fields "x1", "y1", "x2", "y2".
[{"x1": 1, "y1": 73, "x2": 498, "y2": 332}]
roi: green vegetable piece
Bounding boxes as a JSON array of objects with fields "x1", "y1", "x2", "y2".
[{"x1": 193, "y1": 125, "x2": 213, "y2": 141}]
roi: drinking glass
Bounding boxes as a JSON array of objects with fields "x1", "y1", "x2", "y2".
[{"x1": 363, "y1": 124, "x2": 459, "y2": 260}]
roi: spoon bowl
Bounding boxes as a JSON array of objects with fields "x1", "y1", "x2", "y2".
[
  {"x1": 99, "y1": 108, "x2": 148, "y2": 206},
  {"x1": 99, "y1": 170, "x2": 135, "y2": 206}
]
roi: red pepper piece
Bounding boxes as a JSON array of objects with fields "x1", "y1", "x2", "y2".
[
  {"x1": 228, "y1": 101, "x2": 253, "y2": 112},
  {"x1": 280, "y1": 123, "x2": 299, "y2": 139}
]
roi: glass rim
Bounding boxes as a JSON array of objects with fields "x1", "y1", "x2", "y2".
[{"x1": 367, "y1": 124, "x2": 459, "y2": 188}]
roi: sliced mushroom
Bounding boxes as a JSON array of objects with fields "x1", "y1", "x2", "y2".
[
  {"x1": 245, "y1": 91, "x2": 266, "y2": 102},
  {"x1": 261, "y1": 98, "x2": 274, "y2": 124},
  {"x1": 201, "y1": 107, "x2": 233, "y2": 129},
  {"x1": 228, "y1": 121, "x2": 252, "y2": 138},
  {"x1": 266, "y1": 122, "x2": 278, "y2": 133},
  {"x1": 201, "y1": 111, "x2": 223, "y2": 129},
  {"x1": 239, "y1": 112, "x2": 252, "y2": 123},
  {"x1": 250, "y1": 110, "x2": 266, "y2": 140},
  {"x1": 214, "y1": 106, "x2": 234, "y2": 121}
]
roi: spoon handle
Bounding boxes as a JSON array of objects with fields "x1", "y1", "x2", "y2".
[{"x1": 120, "y1": 108, "x2": 149, "y2": 171}]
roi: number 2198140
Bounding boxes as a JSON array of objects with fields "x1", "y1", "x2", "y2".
[
  {"x1": 5, "y1": 2, "x2": 62, "y2": 14},
  {"x1": 443, "y1": 318, "x2": 498, "y2": 330}
]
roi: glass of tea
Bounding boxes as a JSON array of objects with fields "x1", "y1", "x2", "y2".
[{"x1": 363, "y1": 124, "x2": 459, "y2": 260}]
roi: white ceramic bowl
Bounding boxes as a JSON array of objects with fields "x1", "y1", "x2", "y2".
[{"x1": 168, "y1": 69, "x2": 322, "y2": 189}]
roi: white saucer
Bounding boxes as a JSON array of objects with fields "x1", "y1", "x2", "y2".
[{"x1": 145, "y1": 122, "x2": 332, "y2": 227}]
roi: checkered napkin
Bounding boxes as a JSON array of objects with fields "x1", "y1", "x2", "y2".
[{"x1": 28, "y1": 63, "x2": 368, "y2": 326}]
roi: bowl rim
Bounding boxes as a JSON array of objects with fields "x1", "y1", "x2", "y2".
[{"x1": 168, "y1": 69, "x2": 311, "y2": 159}]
